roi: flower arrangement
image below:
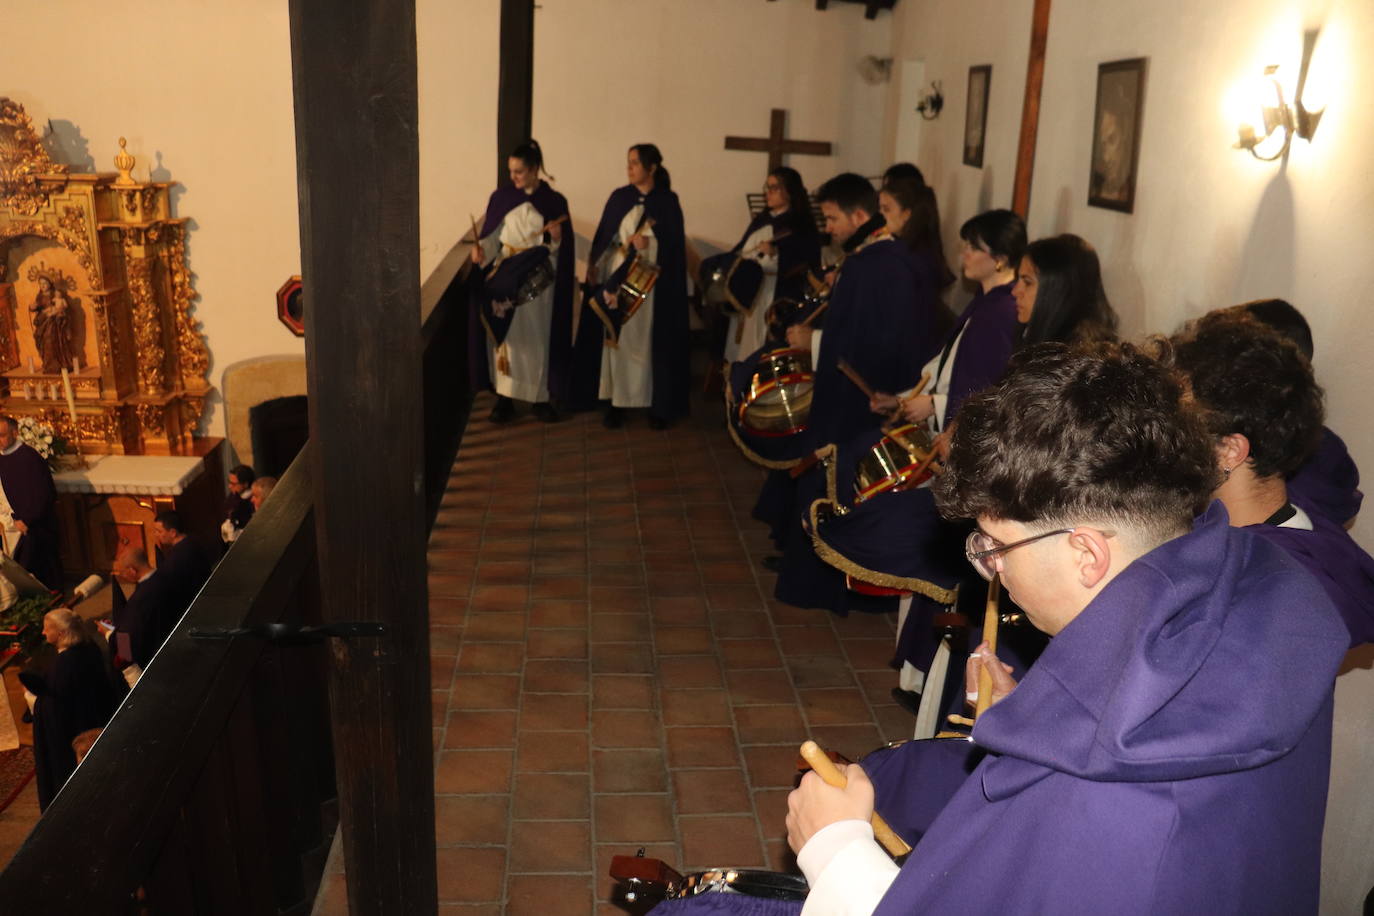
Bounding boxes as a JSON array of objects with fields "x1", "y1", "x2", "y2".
[{"x1": 15, "y1": 415, "x2": 67, "y2": 467}]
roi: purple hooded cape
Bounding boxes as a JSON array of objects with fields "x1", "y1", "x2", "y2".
[
  {"x1": 933, "y1": 280, "x2": 1019, "y2": 427},
  {"x1": 1248, "y1": 506, "x2": 1374, "y2": 647},
  {"x1": 466, "y1": 181, "x2": 575, "y2": 400},
  {"x1": 564, "y1": 184, "x2": 690, "y2": 421},
  {"x1": 0, "y1": 443, "x2": 60, "y2": 588},
  {"x1": 867, "y1": 503, "x2": 1346, "y2": 914},
  {"x1": 1288, "y1": 426, "x2": 1363, "y2": 527}
]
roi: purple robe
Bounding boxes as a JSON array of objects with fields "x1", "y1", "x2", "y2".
[
  {"x1": 466, "y1": 181, "x2": 576, "y2": 402},
  {"x1": 0, "y1": 443, "x2": 60, "y2": 588},
  {"x1": 934, "y1": 280, "x2": 1019, "y2": 428},
  {"x1": 565, "y1": 184, "x2": 690, "y2": 421},
  {"x1": 1288, "y1": 426, "x2": 1363, "y2": 527},
  {"x1": 868, "y1": 503, "x2": 1346, "y2": 914},
  {"x1": 1248, "y1": 506, "x2": 1374, "y2": 647}
]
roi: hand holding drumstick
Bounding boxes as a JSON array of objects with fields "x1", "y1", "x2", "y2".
[{"x1": 787, "y1": 740, "x2": 911, "y2": 858}]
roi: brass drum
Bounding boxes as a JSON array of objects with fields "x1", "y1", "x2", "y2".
[
  {"x1": 739, "y1": 347, "x2": 813, "y2": 437},
  {"x1": 853, "y1": 423, "x2": 937, "y2": 504},
  {"x1": 617, "y1": 257, "x2": 661, "y2": 319},
  {"x1": 671, "y1": 868, "x2": 808, "y2": 901}
]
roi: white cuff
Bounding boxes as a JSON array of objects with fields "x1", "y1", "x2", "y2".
[
  {"x1": 798, "y1": 820, "x2": 900, "y2": 916},
  {"x1": 810, "y1": 330, "x2": 824, "y2": 367},
  {"x1": 930, "y1": 392, "x2": 948, "y2": 430}
]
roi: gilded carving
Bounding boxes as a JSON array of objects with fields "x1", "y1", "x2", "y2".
[
  {"x1": 0, "y1": 222, "x2": 97, "y2": 287},
  {"x1": 0, "y1": 98, "x2": 68, "y2": 216},
  {"x1": 140, "y1": 188, "x2": 158, "y2": 214},
  {"x1": 123, "y1": 257, "x2": 165, "y2": 394},
  {"x1": 121, "y1": 189, "x2": 139, "y2": 216},
  {"x1": 164, "y1": 227, "x2": 208, "y2": 385},
  {"x1": 58, "y1": 205, "x2": 85, "y2": 236},
  {"x1": 135, "y1": 403, "x2": 163, "y2": 439}
]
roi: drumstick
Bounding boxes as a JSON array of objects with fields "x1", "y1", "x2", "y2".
[
  {"x1": 799, "y1": 299, "x2": 829, "y2": 327},
  {"x1": 886, "y1": 372, "x2": 933, "y2": 424},
  {"x1": 836, "y1": 358, "x2": 875, "y2": 400},
  {"x1": 799, "y1": 740, "x2": 912, "y2": 858},
  {"x1": 975, "y1": 574, "x2": 1001, "y2": 720}
]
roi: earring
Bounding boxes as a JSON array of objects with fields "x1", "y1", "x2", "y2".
[{"x1": 1221, "y1": 466, "x2": 1233, "y2": 479}]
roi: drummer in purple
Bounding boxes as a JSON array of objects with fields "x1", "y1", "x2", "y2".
[{"x1": 786, "y1": 343, "x2": 1347, "y2": 914}]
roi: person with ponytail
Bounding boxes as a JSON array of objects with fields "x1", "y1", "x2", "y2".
[
  {"x1": 569, "y1": 143, "x2": 689, "y2": 429},
  {"x1": 21, "y1": 608, "x2": 122, "y2": 810},
  {"x1": 469, "y1": 138, "x2": 575, "y2": 423}
]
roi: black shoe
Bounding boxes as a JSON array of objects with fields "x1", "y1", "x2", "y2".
[
  {"x1": 488, "y1": 396, "x2": 515, "y2": 424},
  {"x1": 531, "y1": 402, "x2": 561, "y2": 423},
  {"x1": 648, "y1": 416, "x2": 671, "y2": 431},
  {"x1": 890, "y1": 687, "x2": 922, "y2": 716},
  {"x1": 760, "y1": 554, "x2": 784, "y2": 572},
  {"x1": 602, "y1": 406, "x2": 623, "y2": 429}
]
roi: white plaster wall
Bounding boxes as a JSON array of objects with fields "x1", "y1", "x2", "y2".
[{"x1": 531, "y1": 0, "x2": 893, "y2": 254}]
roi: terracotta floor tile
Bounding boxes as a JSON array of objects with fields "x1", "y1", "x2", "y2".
[
  {"x1": 470, "y1": 584, "x2": 530, "y2": 612},
  {"x1": 507, "y1": 874, "x2": 594, "y2": 916},
  {"x1": 475, "y1": 561, "x2": 530, "y2": 584},
  {"x1": 523, "y1": 659, "x2": 589, "y2": 694},
  {"x1": 653, "y1": 626, "x2": 714, "y2": 655},
  {"x1": 591, "y1": 674, "x2": 655, "y2": 710},
  {"x1": 752, "y1": 787, "x2": 793, "y2": 841},
  {"x1": 435, "y1": 750, "x2": 513, "y2": 794},
  {"x1": 855, "y1": 668, "x2": 900, "y2": 706},
  {"x1": 724, "y1": 669, "x2": 797, "y2": 706},
  {"x1": 732, "y1": 703, "x2": 806, "y2": 746},
  {"x1": 590, "y1": 642, "x2": 655, "y2": 674},
  {"x1": 463, "y1": 612, "x2": 528, "y2": 642},
  {"x1": 664, "y1": 726, "x2": 741, "y2": 768},
  {"x1": 479, "y1": 536, "x2": 534, "y2": 559},
  {"x1": 873, "y1": 703, "x2": 919, "y2": 744},
  {"x1": 660, "y1": 688, "x2": 732, "y2": 727},
  {"x1": 646, "y1": 571, "x2": 703, "y2": 596},
  {"x1": 458, "y1": 642, "x2": 525, "y2": 673},
  {"x1": 512, "y1": 772, "x2": 591, "y2": 820},
  {"x1": 433, "y1": 690, "x2": 450, "y2": 726},
  {"x1": 527, "y1": 628, "x2": 589, "y2": 660},
  {"x1": 699, "y1": 563, "x2": 757, "y2": 585},
  {"x1": 708, "y1": 610, "x2": 773, "y2": 638},
  {"x1": 509, "y1": 820, "x2": 592, "y2": 872},
  {"x1": 843, "y1": 637, "x2": 898, "y2": 670},
  {"x1": 533, "y1": 575, "x2": 589, "y2": 599},
  {"x1": 593, "y1": 748, "x2": 669, "y2": 793},
  {"x1": 594, "y1": 794, "x2": 675, "y2": 843},
  {"x1": 521, "y1": 693, "x2": 589, "y2": 731},
  {"x1": 431, "y1": 655, "x2": 456, "y2": 690},
  {"x1": 787, "y1": 655, "x2": 858, "y2": 689},
  {"x1": 517, "y1": 730, "x2": 589, "y2": 773},
  {"x1": 807, "y1": 723, "x2": 884, "y2": 758},
  {"x1": 591, "y1": 709, "x2": 662, "y2": 748},
  {"x1": 590, "y1": 565, "x2": 644, "y2": 587},
  {"x1": 777, "y1": 626, "x2": 844, "y2": 657},
  {"x1": 657, "y1": 655, "x2": 724, "y2": 688},
  {"x1": 531, "y1": 553, "x2": 588, "y2": 576},
  {"x1": 444, "y1": 710, "x2": 517, "y2": 748},
  {"x1": 450, "y1": 674, "x2": 520, "y2": 710},
  {"x1": 588, "y1": 587, "x2": 648, "y2": 613},
  {"x1": 671, "y1": 768, "x2": 752, "y2": 815},
  {"x1": 529, "y1": 599, "x2": 589, "y2": 628},
  {"x1": 430, "y1": 597, "x2": 469, "y2": 626},
  {"x1": 797, "y1": 687, "x2": 873, "y2": 726},
  {"x1": 717, "y1": 638, "x2": 782, "y2": 669},
  {"x1": 649, "y1": 595, "x2": 709, "y2": 625},
  {"x1": 430, "y1": 625, "x2": 464, "y2": 656},
  {"x1": 703, "y1": 587, "x2": 768, "y2": 613},
  {"x1": 590, "y1": 613, "x2": 650, "y2": 643},
  {"x1": 437, "y1": 846, "x2": 506, "y2": 903},
  {"x1": 436, "y1": 795, "x2": 509, "y2": 846},
  {"x1": 741, "y1": 744, "x2": 805, "y2": 789},
  {"x1": 678, "y1": 815, "x2": 767, "y2": 870}
]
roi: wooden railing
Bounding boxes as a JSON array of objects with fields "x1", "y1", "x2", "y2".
[{"x1": 0, "y1": 238, "x2": 473, "y2": 913}]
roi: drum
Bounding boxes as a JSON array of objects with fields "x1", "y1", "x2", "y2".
[
  {"x1": 852, "y1": 423, "x2": 937, "y2": 504},
  {"x1": 610, "y1": 854, "x2": 807, "y2": 908},
  {"x1": 485, "y1": 246, "x2": 552, "y2": 305},
  {"x1": 513, "y1": 256, "x2": 554, "y2": 305},
  {"x1": 738, "y1": 347, "x2": 813, "y2": 437},
  {"x1": 700, "y1": 253, "x2": 765, "y2": 314},
  {"x1": 616, "y1": 256, "x2": 661, "y2": 319}
]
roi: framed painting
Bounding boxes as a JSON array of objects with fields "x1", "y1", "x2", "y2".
[
  {"x1": 963, "y1": 65, "x2": 991, "y2": 168},
  {"x1": 1088, "y1": 57, "x2": 1148, "y2": 212}
]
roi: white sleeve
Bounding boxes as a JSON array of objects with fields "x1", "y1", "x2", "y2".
[
  {"x1": 478, "y1": 227, "x2": 502, "y2": 263},
  {"x1": 797, "y1": 820, "x2": 901, "y2": 916},
  {"x1": 811, "y1": 330, "x2": 823, "y2": 366},
  {"x1": 929, "y1": 393, "x2": 949, "y2": 431}
]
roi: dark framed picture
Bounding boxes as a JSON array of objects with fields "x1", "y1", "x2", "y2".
[
  {"x1": 276, "y1": 276, "x2": 304, "y2": 337},
  {"x1": 1088, "y1": 57, "x2": 1148, "y2": 212},
  {"x1": 963, "y1": 65, "x2": 991, "y2": 168}
]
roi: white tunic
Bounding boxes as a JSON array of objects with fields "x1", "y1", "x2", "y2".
[
  {"x1": 598, "y1": 203, "x2": 656, "y2": 408},
  {"x1": 723, "y1": 217, "x2": 781, "y2": 363},
  {"x1": 479, "y1": 196, "x2": 559, "y2": 403}
]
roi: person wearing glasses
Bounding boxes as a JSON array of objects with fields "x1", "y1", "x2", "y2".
[
  {"x1": 715, "y1": 167, "x2": 821, "y2": 364},
  {"x1": 783, "y1": 342, "x2": 1346, "y2": 915}
]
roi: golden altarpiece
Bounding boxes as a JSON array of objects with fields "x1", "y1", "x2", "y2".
[{"x1": 0, "y1": 96, "x2": 211, "y2": 455}]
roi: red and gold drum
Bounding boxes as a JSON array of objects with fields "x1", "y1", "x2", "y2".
[
  {"x1": 852, "y1": 423, "x2": 938, "y2": 504},
  {"x1": 738, "y1": 347, "x2": 813, "y2": 437}
]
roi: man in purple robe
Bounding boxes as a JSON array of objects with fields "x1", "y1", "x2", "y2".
[
  {"x1": 0, "y1": 416, "x2": 61, "y2": 589},
  {"x1": 785, "y1": 344, "x2": 1347, "y2": 914}
]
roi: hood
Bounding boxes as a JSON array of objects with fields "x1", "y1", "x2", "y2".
[{"x1": 973, "y1": 502, "x2": 1346, "y2": 784}]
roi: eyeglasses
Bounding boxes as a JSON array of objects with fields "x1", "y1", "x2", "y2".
[
  {"x1": 763, "y1": 182, "x2": 783, "y2": 192},
  {"x1": 964, "y1": 527, "x2": 1113, "y2": 581}
]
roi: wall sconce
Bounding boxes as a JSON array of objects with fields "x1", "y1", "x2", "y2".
[
  {"x1": 1234, "y1": 64, "x2": 1324, "y2": 161},
  {"x1": 915, "y1": 81, "x2": 943, "y2": 120}
]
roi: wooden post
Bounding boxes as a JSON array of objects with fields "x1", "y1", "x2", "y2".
[
  {"x1": 1011, "y1": 0, "x2": 1052, "y2": 218},
  {"x1": 287, "y1": 1, "x2": 436, "y2": 913},
  {"x1": 497, "y1": 0, "x2": 536, "y2": 185}
]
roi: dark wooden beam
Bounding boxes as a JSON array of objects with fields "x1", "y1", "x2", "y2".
[
  {"x1": 1012, "y1": 0, "x2": 1052, "y2": 217},
  {"x1": 288, "y1": 0, "x2": 436, "y2": 913},
  {"x1": 497, "y1": 0, "x2": 536, "y2": 185}
]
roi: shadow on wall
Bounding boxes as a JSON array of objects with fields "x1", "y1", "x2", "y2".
[
  {"x1": 976, "y1": 165, "x2": 995, "y2": 213},
  {"x1": 1051, "y1": 185, "x2": 1074, "y2": 235},
  {"x1": 41, "y1": 120, "x2": 94, "y2": 172},
  {"x1": 1232, "y1": 166, "x2": 1296, "y2": 305}
]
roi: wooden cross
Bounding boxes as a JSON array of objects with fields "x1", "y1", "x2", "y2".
[{"x1": 724, "y1": 108, "x2": 833, "y2": 172}]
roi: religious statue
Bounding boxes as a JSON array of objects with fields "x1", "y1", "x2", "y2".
[{"x1": 29, "y1": 275, "x2": 75, "y2": 373}]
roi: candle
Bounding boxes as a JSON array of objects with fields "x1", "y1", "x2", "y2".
[{"x1": 61, "y1": 368, "x2": 78, "y2": 430}]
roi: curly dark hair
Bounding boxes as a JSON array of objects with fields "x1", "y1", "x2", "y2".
[
  {"x1": 1168, "y1": 311, "x2": 1324, "y2": 480},
  {"x1": 933, "y1": 341, "x2": 1218, "y2": 539}
]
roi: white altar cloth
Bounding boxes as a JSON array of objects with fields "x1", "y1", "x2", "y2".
[{"x1": 53, "y1": 454, "x2": 205, "y2": 497}]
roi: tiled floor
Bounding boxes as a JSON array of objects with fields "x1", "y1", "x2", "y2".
[{"x1": 425, "y1": 392, "x2": 913, "y2": 913}]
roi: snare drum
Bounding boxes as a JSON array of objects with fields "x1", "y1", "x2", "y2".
[
  {"x1": 513, "y1": 256, "x2": 554, "y2": 305},
  {"x1": 853, "y1": 423, "x2": 937, "y2": 504},
  {"x1": 611, "y1": 854, "x2": 807, "y2": 912},
  {"x1": 738, "y1": 347, "x2": 813, "y2": 437},
  {"x1": 616, "y1": 256, "x2": 661, "y2": 319}
]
